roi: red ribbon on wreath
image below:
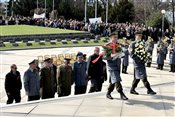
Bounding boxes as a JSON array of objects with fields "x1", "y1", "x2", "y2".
[{"x1": 107, "y1": 43, "x2": 120, "y2": 54}]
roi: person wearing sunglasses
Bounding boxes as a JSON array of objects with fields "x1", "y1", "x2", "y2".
[{"x1": 5, "y1": 64, "x2": 22, "y2": 104}]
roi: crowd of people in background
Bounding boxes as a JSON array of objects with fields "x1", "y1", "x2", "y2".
[{"x1": 0, "y1": 16, "x2": 175, "y2": 42}]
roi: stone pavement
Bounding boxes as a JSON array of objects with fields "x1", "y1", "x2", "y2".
[{"x1": 0, "y1": 45, "x2": 175, "y2": 117}]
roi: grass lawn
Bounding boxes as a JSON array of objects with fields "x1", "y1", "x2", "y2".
[
  {"x1": 0, "y1": 39, "x2": 107, "y2": 51},
  {"x1": 0, "y1": 38, "x2": 129, "y2": 51},
  {"x1": 0, "y1": 25, "x2": 83, "y2": 36}
]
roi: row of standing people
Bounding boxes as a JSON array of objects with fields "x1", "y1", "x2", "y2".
[
  {"x1": 122, "y1": 36, "x2": 175, "y2": 74},
  {"x1": 4, "y1": 49, "x2": 107, "y2": 104},
  {"x1": 156, "y1": 38, "x2": 175, "y2": 72}
]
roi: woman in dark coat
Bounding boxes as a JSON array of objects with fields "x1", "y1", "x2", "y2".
[{"x1": 5, "y1": 64, "x2": 22, "y2": 104}]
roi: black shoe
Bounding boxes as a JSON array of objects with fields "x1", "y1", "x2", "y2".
[
  {"x1": 147, "y1": 91, "x2": 156, "y2": 95},
  {"x1": 130, "y1": 90, "x2": 139, "y2": 95},
  {"x1": 106, "y1": 94, "x2": 113, "y2": 99},
  {"x1": 123, "y1": 72, "x2": 128, "y2": 74},
  {"x1": 120, "y1": 93, "x2": 128, "y2": 100}
]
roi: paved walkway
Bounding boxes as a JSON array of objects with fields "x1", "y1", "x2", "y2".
[{"x1": 0, "y1": 45, "x2": 175, "y2": 117}]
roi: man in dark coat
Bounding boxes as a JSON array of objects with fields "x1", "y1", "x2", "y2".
[
  {"x1": 73, "y1": 52, "x2": 88, "y2": 95},
  {"x1": 129, "y1": 32, "x2": 156, "y2": 95},
  {"x1": 40, "y1": 58, "x2": 57, "y2": 99},
  {"x1": 50, "y1": 58, "x2": 57, "y2": 92},
  {"x1": 87, "y1": 47, "x2": 104, "y2": 93},
  {"x1": 102, "y1": 61, "x2": 107, "y2": 84},
  {"x1": 105, "y1": 33, "x2": 128, "y2": 100},
  {"x1": 5, "y1": 64, "x2": 22, "y2": 104}
]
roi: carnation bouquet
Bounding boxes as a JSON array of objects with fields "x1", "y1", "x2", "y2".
[
  {"x1": 133, "y1": 41, "x2": 148, "y2": 63},
  {"x1": 102, "y1": 43, "x2": 124, "y2": 60}
]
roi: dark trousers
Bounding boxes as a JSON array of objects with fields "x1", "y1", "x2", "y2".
[
  {"x1": 6, "y1": 91, "x2": 21, "y2": 104},
  {"x1": 122, "y1": 65, "x2": 128, "y2": 73},
  {"x1": 107, "y1": 81, "x2": 123, "y2": 94},
  {"x1": 59, "y1": 87, "x2": 71, "y2": 97},
  {"x1": 28, "y1": 95, "x2": 40, "y2": 101},
  {"x1": 147, "y1": 63, "x2": 151, "y2": 67},
  {"x1": 170, "y1": 64, "x2": 175, "y2": 72},
  {"x1": 89, "y1": 79, "x2": 103, "y2": 93},
  {"x1": 131, "y1": 78, "x2": 153, "y2": 92},
  {"x1": 75, "y1": 85, "x2": 87, "y2": 95},
  {"x1": 157, "y1": 64, "x2": 164, "y2": 70}
]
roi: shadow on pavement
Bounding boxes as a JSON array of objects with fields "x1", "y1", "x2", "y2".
[{"x1": 125, "y1": 99, "x2": 174, "y2": 110}]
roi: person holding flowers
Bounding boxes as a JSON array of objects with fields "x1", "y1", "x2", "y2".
[
  {"x1": 129, "y1": 31, "x2": 156, "y2": 95},
  {"x1": 104, "y1": 32, "x2": 128, "y2": 100}
]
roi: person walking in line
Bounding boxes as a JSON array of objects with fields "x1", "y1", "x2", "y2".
[
  {"x1": 129, "y1": 31, "x2": 156, "y2": 95},
  {"x1": 105, "y1": 33, "x2": 128, "y2": 100}
]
